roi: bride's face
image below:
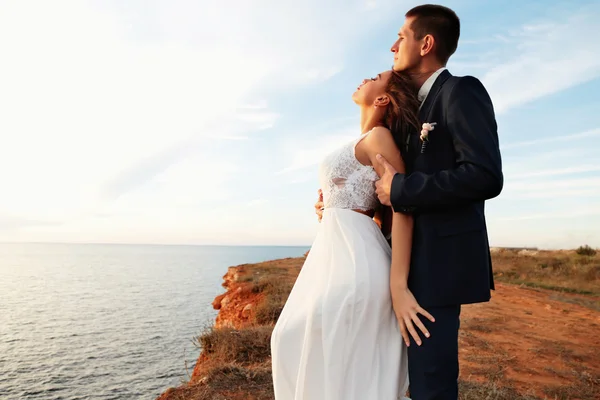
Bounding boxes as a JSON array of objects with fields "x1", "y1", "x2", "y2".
[{"x1": 352, "y1": 70, "x2": 392, "y2": 106}]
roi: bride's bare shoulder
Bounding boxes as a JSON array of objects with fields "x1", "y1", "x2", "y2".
[{"x1": 364, "y1": 126, "x2": 396, "y2": 149}]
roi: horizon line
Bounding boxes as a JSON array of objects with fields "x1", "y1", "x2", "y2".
[
  {"x1": 0, "y1": 241, "x2": 596, "y2": 251},
  {"x1": 0, "y1": 241, "x2": 313, "y2": 247}
]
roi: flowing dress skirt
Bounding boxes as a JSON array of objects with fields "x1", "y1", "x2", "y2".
[{"x1": 271, "y1": 208, "x2": 409, "y2": 400}]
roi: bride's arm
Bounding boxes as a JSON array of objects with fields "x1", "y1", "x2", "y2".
[
  {"x1": 361, "y1": 127, "x2": 412, "y2": 284},
  {"x1": 359, "y1": 127, "x2": 435, "y2": 346}
]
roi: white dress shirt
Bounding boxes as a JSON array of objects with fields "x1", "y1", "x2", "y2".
[{"x1": 418, "y1": 67, "x2": 447, "y2": 108}]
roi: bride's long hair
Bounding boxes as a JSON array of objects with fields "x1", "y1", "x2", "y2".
[
  {"x1": 376, "y1": 71, "x2": 421, "y2": 236},
  {"x1": 382, "y1": 70, "x2": 421, "y2": 158}
]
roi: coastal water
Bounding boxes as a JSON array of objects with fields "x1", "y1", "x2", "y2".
[{"x1": 0, "y1": 243, "x2": 309, "y2": 400}]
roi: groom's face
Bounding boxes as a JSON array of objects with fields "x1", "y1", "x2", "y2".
[{"x1": 391, "y1": 17, "x2": 422, "y2": 72}]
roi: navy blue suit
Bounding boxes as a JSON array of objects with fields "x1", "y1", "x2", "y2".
[{"x1": 390, "y1": 70, "x2": 503, "y2": 399}]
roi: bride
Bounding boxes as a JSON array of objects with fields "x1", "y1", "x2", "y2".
[{"x1": 270, "y1": 69, "x2": 434, "y2": 399}]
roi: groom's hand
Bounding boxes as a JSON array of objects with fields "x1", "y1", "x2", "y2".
[{"x1": 375, "y1": 154, "x2": 397, "y2": 206}]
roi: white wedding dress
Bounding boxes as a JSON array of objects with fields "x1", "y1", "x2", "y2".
[{"x1": 271, "y1": 130, "x2": 410, "y2": 400}]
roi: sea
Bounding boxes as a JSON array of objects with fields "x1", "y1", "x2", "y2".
[{"x1": 0, "y1": 243, "x2": 309, "y2": 400}]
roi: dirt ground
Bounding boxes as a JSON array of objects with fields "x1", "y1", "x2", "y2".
[{"x1": 459, "y1": 283, "x2": 599, "y2": 398}]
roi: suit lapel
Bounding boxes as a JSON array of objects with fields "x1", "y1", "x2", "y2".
[
  {"x1": 418, "y1": 69, "x2": 452, "y2": 122},
  {"x1": 405, "y1": 70, "x2": 452, "y2": 166}
]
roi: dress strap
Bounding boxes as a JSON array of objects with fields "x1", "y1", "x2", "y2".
[{"x1": 354, "y1": 126, "x2": 379, "y2": 149}]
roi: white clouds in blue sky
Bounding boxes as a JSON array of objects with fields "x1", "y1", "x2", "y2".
[{"x1": 0, "y1": 0, "x2": 599, "y2": 248}]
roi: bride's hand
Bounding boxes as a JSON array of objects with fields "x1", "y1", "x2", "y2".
[
  {"x1": 314, "y1": 189, "x2": 324, "y2": 222},
  {"x1": 390, "y1": 285, "x2": 435, "y2": 346}
]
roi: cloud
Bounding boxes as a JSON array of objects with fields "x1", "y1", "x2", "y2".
[
  {"x1": 0, "y1": 0, "x2": 395, "y2": 234},
  {"x1": 0, "y1": 215, "x2": 61, "y2": 232},
  {"x1": 453, "y1": 4, "x2": 600, "y2": 114},
  {"x1": 497, "y1": 206, "x2": 600, "y2": 221},
  {"x1": 276, "y1": 130, "x2": 358, "y2": 174},
  {"x1": 501, "y1": 128, "x2": 600, "y2": 149},
  {"x1": 101, "y1": 142, "x2": 192, "y2": 202},
  {"x1": 507, "y1": 177, "x2": 600, "y2": 191},
  {"x1": 500, "y1": 168, "x2": 600, "y2": 200},
  {"x1": 509, "y1": 165, "x2": 600, "y2": 180},
  {"x1": 2, "y1": 1, "x2": 598, "y2": 248}
]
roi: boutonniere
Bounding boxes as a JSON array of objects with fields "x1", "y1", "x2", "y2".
[{"x1": 420, "y1": 122, "x2": 436, "y2": 153}]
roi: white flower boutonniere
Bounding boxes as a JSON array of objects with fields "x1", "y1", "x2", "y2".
[{"x1": 420, "y1": 122, "x2": 436, "y2": 153}]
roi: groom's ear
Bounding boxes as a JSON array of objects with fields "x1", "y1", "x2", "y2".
[{"x1": 420, "y1": 34, "x2": 435, "y2": 57}]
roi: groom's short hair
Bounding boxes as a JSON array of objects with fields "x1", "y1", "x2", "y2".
[{"x1": 406, "y1": 4, "x2": 460, "y2": 65}]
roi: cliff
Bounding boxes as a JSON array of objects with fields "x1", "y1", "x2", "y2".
[
  {"x1": 157, "y1": 256, "x2": 304, "y2": 400},
  {"x1": 157, "y1": 249, "x2": 600, "y2": 400}
]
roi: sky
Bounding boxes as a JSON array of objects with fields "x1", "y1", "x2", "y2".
[{"x1": 0, "y1": 0, "x2": 599, "y2": 249}]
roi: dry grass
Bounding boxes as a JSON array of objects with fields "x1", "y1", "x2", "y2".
[
  {"x1": 163, "y1": 363, "x2": 274, "y2": 400},
  {"x1": 492, "y1": 249, "x2": 600, "y2": 296},
  {"x1": 158, "y1": 249, "x2": 600, "y2": 400},
  {"x1": 542, "y1": 370, "x2": 600, "y2": 400},
  {"x1": 458, "y1": 381, "x2": 538, "y2": 400},
  {"x1": 244, "y1": 258, "x2": 301, "y2": 325},
  {"x1": 548, "y1": 293, "x2": 600, "y2": 312},
  {"x1": 252, "y1": 275, "x2": 295, "y2": 325},
  {"x1": 193, "y1": 325, "x2": 272, "y2": 365}
]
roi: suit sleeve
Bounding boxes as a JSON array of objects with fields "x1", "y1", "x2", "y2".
[{"x1": 390, "y1": 76, "x2": 503, "y2": 209}]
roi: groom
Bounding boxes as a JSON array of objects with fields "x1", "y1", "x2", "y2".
[{"x1": 374, "y1": 4, "x2": 503, "y2": 400}]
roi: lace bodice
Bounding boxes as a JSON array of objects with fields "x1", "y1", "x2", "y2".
[{"x1": 318, "y1": 131, "x2": 379, "y2": 211}]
